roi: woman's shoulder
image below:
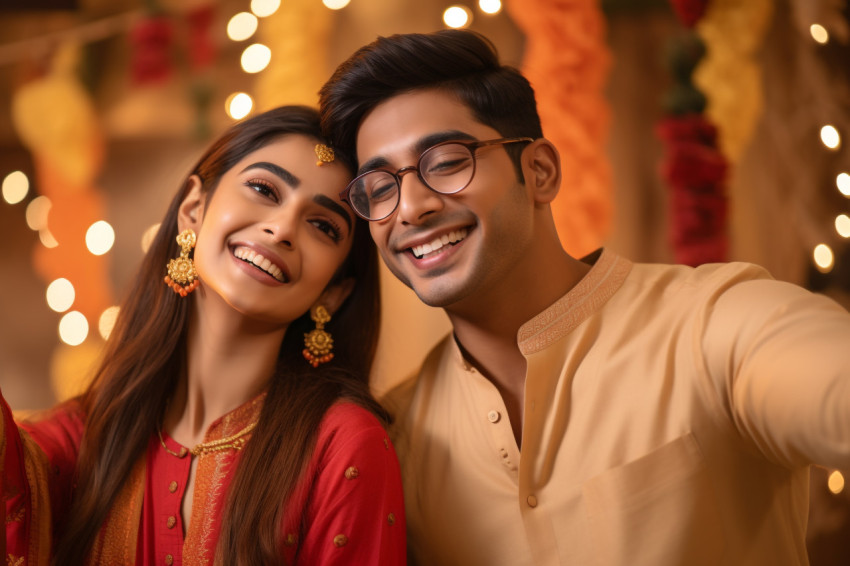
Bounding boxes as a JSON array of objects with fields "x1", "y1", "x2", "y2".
[{"x1": 319, "y1": 401, "x2": 386, "y2": 437}]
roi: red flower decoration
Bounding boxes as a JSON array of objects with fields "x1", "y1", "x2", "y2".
[
  {"x1": 130, "y1": 16, "x2": 174, "y2": 85},
  {"x1": 186, "y1": 5, "x2": 217, "y2": 73},
  {"x1": 657, "y1": 114, "x2": 728, "y2": 266},
  {"x1": 670, "y1": 0, "x2": 710, "y2": 28}
]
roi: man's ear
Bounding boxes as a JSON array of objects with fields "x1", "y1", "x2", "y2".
[
  {"x1": 521, "y1": 138, "x2": 561, "y2": 205},
  {"x1": 316, "y1": 277, "x2": 356, "y2": 316},
  {"x1": 177, "y1": 175, "x2": 205, "y2": 233}
]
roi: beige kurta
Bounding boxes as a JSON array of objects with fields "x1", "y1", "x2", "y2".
[{"x1": 384, "y1": 249, "x2": 850, "y2": 566}]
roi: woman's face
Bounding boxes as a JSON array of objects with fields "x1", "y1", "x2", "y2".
[{"x1": 185, "y1": 134, "x2": 355, "y2": 326}]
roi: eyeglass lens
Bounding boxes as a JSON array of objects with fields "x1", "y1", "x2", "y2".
[{"x1": 349, "y1": 143, "x2": 475, "y2": 220}]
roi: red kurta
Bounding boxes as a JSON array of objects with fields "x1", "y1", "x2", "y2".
[{"x1": 1, "y1": 393, "x2": 406, "y2": 565}]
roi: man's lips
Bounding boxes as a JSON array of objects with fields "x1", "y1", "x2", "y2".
[
  {"x1": 407, "y1": 228, "x2": 469, "y2": 260},
  {"x1": 232, "y1": 246, "x2": 289, "y2": 282}
]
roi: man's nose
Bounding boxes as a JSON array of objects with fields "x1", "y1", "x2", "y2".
[{"x1": 395, "y1": 169, "x2": 444, "y2": 225}]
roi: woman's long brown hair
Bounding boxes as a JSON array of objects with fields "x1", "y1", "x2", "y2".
[{"x1": 51, "y1": 106, "x2": 384, "y2": 565}]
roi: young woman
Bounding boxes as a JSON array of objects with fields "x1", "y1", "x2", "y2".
[{"x1": 1, "y1": 106, "x2": 405, "y2": 565}]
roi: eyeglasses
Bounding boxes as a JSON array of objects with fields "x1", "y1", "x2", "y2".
[{"x1": 340, "y1": 137, "x2": 534, "y2": 221}]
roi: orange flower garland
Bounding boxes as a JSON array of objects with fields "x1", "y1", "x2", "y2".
[{"x1": 506, "y1": 0, "x2": 613, "y2": 257}]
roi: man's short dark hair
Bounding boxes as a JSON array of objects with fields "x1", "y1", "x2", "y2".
[{"x1": 319, "y1": 29, "x2": 543, "y2": 175}]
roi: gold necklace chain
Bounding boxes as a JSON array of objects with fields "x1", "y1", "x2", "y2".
[{"x1": 157, "y1": 421, "x2": 258, "y2": 458}]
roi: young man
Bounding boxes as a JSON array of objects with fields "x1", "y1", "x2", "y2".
[{"x1": 319, "y1": 30, "x2": 850, "y2": 566}]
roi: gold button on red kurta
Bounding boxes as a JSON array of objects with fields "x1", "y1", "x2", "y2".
[
  {"x1": 333, "y1": 534, "x2": 348, "y2": 547},
  {"x1": 165, "y1": 554, "x2": 173, "y2": 565},
  {"x1": 168, "y1": 480, "x2": 178, "y2": 493},
  {"x1": 166, "y1": 515, "x2": 176, "y2": 529}
]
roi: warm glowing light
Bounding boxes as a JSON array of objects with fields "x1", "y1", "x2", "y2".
[
  {"x1": 828, "y1": 470, "x2": 845, "y2": 494},
  {"x1": 241, "y1": 43, "x2": 272, "y2": 73},
  {"x1": 46, "y1": 278, "x2": 75, "y2": 313},
  {"x1": 322, "y1": 0, "x2": 351, "y2": 8},
  {"x1": 39, "y1": 229, "x2": 58, "y2": 248},
  {"x1": 836, "y1": 215, "x2": 850, "y2": 238},
  {"x1": 813, "y1": 243, "x2": 834, "y2": 272},
  {"x1": 810, "y1": 23, "x2": 829, "y2": 44},
  {"x1": 25, "y1": 195, "x2": 51, "y2": 231},
  {"x1": 59, "y1": 311, "x2": 88, "y2": 346},
  {"x1": 479, "y1": 0, "x2": 502, "y2": 14},
  {"x1": 838, "y1": 173, "x2": 850, "y2": 197},
  {"x1": 2, "y1": 170, "x2": 29, "y2": 204},
  {"x1": 227, "y1": 12, "x2": 258, "y2": 41},
  {"x1": 141, "y1": 223, "x2": 161, "y2": 253},
  {"x1": 251, "y1": 0, "x2": 280, "y2": 18},
  {"x1": 99, "y1": 305, "x2": 120, "y2": 340},
  {"x1": 226, "y1": 92, "x2": 254, "y2": 120},
  {"x1": 820, "y1": 125, "x2": 841, "y2": 149},
  {"x1": 86, "y1": 220, "x2": 115, "y2": 255},
  {"x1": 444, "y1": 6, "x2": 472, "y2": 28}
]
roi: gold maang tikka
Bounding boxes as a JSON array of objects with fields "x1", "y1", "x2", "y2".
[
  {"x1": 303, "y1": 305, "x2": 334, "y2": 367},
  {"x1": 164, "y1": 229, "x2": 199, "y2": 297},
  {"x1": 315, "y1": 143, "x2": 335, "y2": 167}
]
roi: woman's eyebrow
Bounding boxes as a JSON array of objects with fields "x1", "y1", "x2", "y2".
[
  {"x1": 241, "y1": 162, "x2": 300, "y2": 187},
  {"x1": 313, "y1": 194, "x2": 353, "y2": 231}
]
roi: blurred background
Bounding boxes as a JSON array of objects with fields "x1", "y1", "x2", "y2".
[{"x1": 0, "y1": 0, "x2": 848, "y2": 560}]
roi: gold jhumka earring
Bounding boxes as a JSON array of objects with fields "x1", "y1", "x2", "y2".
[
  {"x1": 164, "y1": 229, "x2": 199, "y2": 297},
  {"x1": 303, "y1": 305, "x2": 334, "y2": 367}
]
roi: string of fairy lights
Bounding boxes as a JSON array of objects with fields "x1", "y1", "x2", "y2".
[
  {"x1": 0, "y1": 0, "x2": 504, "y2": 350},
  {"x1": 223, "y1": 0, "x2": 503, "y2": 119},
  {"x1": 809, "y1": 23, "x2": 848, "y2": 278},
  {"x1": 809, "y1": 19, "x2": 848, "y2": 499}
]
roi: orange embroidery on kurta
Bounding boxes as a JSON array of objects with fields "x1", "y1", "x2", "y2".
[
  {"x1": 20, "y1": 431, "x2": 54, "y2": 566},
  {"x1": 87, "y1": 458, "x2": 145, "y2": 566},
  {"x1": 183, "y1": 394, "x2": 264, "y2": 566}
]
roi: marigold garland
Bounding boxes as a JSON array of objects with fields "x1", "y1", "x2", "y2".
[{"x1": 506, "y1": 0, "x2": 612, "y2": 258}]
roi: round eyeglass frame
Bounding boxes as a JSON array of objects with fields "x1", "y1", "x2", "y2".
[{"x1": 339, "y1": 136, "x2": 535, "y2": 221}]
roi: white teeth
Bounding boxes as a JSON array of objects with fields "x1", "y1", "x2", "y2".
[
  {"x1": 233, "y1": 246, "x2": 286, "y2": 282},
  {"x1": 411, "y1": 228, "x2": 468, "y2": 259}
]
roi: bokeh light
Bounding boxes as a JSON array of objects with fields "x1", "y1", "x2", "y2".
[
  {"x1": 813, "y1": 243, "x2": 834, "y2": 273},
  {"x1": 25, "y1": 195, "x2": 51, "y2": 231},
  {"x1": 241, "y1": 43, "x2": 272, "y2": 73},
  {"x1": 39, "y1": 229, "x2": 58, "y2": 248},
  {"x1": 444, "y1": 6, "x2": 472, "y2": 28},
  {"x1": 820, "y1": 125, "x2": 840, "y2": 150},
  {"x1": 322, "y1": 0, "x2": 351, "y2": 8},
  {"x1": 59, "y1": 311, "x2": 89, "y2": 346},
  {"x1": 46, "y1": 278, "x2": 75, "y2": 312},
  {"x1": 226, "y1": 92, "x2": 254, "y2": 120},
  {"x1": 828, "y1": 470, "x2": 845, "y2": 494},
  {"x1": 99, "y1": 305, "x2": 121, "y2": 340},
  {"x1": 251, "y1": 0, "x2": 280, "y2": 18},
  {"x1": 835, "y1": 214, "x2": 850, "y2": 238},
  {"x1": 810, "y1": 23, "x2": 829, "y2": 44},
  {"x1": 479, "y1": 0, "x2": 502, "y2": 14},
  {"x1": 227, "y1": 12, "x2": 258, "y2": 41},
  {"x1": 837, "y1": 172, "x2": 850, "y2": 197},
  {"x1": 86, "y1": 220, "x2": 115, "y2": 255},
  {"x1": 2, "y1": 170, "x2": 29, "y2": 204}
]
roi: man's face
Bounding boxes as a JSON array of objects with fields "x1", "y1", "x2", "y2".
[{"x1": 355, "y1": 89, "x2": 536, "y2": 310}]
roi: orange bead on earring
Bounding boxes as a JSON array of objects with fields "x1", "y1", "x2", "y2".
[{"x1": 164, "y1": 229, "x2": 199, "y2": 297}]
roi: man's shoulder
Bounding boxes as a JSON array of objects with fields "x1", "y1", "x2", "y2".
[
  {"x1": 629, "y1": 259, "x2": 772, "y2": 286},
  {"x1": 378, "y1": 334, "x2": 455, "y2": 422}
]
